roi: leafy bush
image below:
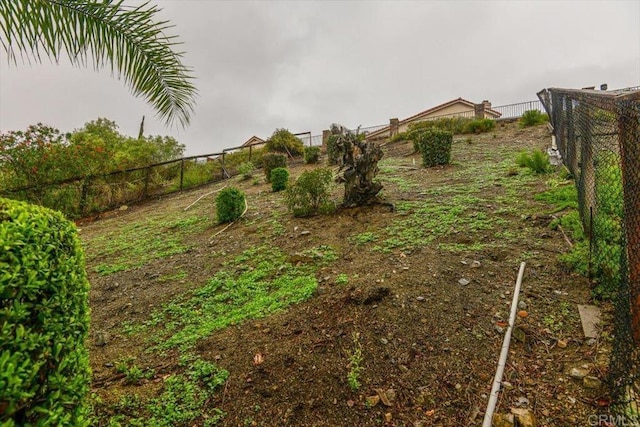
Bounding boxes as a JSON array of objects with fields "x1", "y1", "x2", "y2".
[
  {"x1": 270, "y1": 167, "x2": 289, "y2": 192},
  {"x1": 238, "y1": 161, "x2": 255, "y2": 180},
  {"x1": 285, "y1": 168, "x2": 334, "y2": 217},
  {"x1": 262, "y1": 153, "x2": 287, "y2": 182},
  {"x1": 414, "y1": 128, "x2": 453, "y2": 167},
  {"x1": 265, "y1": 128, "x2": 304, "y2": 156},
  {"x1": 304, "y1": 146, "x2": 321, "y2": 164},
  {"x1": 519, "y1": 110, "x2": 549, "y2": 127},
  {"x1": 516, "y1": 149, "x2": 550, "y2": 174},
  {"x1": 463, "y1": 118, "x2": 495, "y2": 134},
  {"x1": 215, "y1": 188, "x2": 245, "y2": 224},
  {"x1": 0, "y1": 198, "x2": 91, "y2": 426}
]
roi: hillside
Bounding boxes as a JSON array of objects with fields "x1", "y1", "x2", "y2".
[{"x1": 80, "y1": 121, "x2": 603, "y2": 426}]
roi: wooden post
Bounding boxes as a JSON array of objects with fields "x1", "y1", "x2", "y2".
[
  {"x1": 179, "y1": 159, "x2": 185, "y2": 191},
  {"x1": 617, "y1": 98, "x2": 640, "y2": 343},
  {"x1": 143, "y1": 166, "x2": 150, "y2": 198},
  {"x1": 221, "y1": 153, "x2": 226, "y2": 179},
  {"x1": 249, "y1": 145, "x2": 253, "y2": 161}
]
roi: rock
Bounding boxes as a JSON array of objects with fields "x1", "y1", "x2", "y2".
[
  {"x1": 512, "y1": 327, "x2": 527, "y2": 343},
  {"x1": 458, "y1": 278, "x2": 470, "y2": 286},
  {"x1": 515, "y1": 396, "x2": 530, "y2": 407},
  {"x1": 569, "y1": 367, "x2": 589, "y2": 379},
  {"x1": 104, "y1": 362, "x2": 114, "y2": 368},
  {"x1": 510, "y1": 408, "x2": 536, "y2": 427},
  {"x1": 300, "y1": 230, "x2": 310, "y2": 236},
  {"x1": 95, "y1": 331, "x2": 111, "y2": 346},
  {"x1": 495, "y1": 325, "x2": 505, "y2": 334},
  {"x1": 492, "y1": 413, "x2": 514, "y2": 427},
  {"x1": 585, "y1": 338, "x2": 597, "y2": 346},
  {"x1": 119, "y1": 205, "x2": 128, "y2": 211},
  {"x1": 416, "y1": 296, "x2": 425, "y2": 301},
  {"x1": 366, "y1": 395, "x2": 380, "y2": 407},
  {"x1": 380, "y1": 338, "x2": 389, "y2": 345},
  {"x1": 557, "y1": 339, "x2": 567, "y2": 348},
  {"x1": 502, "y1": 381, "x2": 514, "y2": 390},
  {"x1": 471, "y1": 260, "x2": 482, "y2": 268},
  {"x1": 583, "y1": 376, "x2": 602, "y2": 389},
  {"x1": 518, "y1": 300, "x2": 528, "y2": 310},
  {"x1": 287, "y1": 253, "x2": 315, "y2": 264}
]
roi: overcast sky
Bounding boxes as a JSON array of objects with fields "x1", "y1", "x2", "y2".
[{"x1": 1, "y1": 0, "x2": 638, "y2": 155}]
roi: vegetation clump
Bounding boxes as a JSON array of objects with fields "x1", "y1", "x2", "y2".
[
  {"x1": 285, "y1": 168, "x2": 334, "y2": 217},
  {"x1": 519, "y1": 110, "x2": 549, "y2": 127},
  {"x1": 414, "y1": 128, "x2": 453, "y2": 167},
  {"x1": 238, "y1": 161, "x2": 255, "y2": 180},
  {"x1": 270, "y1": 167, "x2": 289, "y2": 192},
  {"x1": 0, "y1": 198, "x2": 91, "y2": 426},
  {"x1": 215, "y1": 188, "x2": 245, "y2": 224},
  {"x1": 516, "y1": 149, "x2": 551, "y2": 174}
]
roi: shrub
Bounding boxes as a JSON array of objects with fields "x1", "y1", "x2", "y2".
[
  {"x1": 515, "y1": 149, "x2": 550, "y2": 174},
  {"x1": 519, "y1": 110, "x2": 549, "y2": 127},
  {"x1": 0, "y1": 198, "x2": 91, "y2": 425},
  {"x1": 463, "y1": 118, "x2": 495, "y2": 134},
  {"x1": 270, "y1": 167, "x2": 289, "y2": 192},
  {"x1": 265, "y1": 128, "x2": 304, "y2": 156},
  {"x1": 285, "y1": 168, "x2": 334, "y2": 217},
  {"x1": 215, "y1": 188, "x2": 245, "y2": 223},
  {"x1": 304, "y1": 146, "x2": 321, "y2": 164},
  {"x1": 414, "y1": 128, "x2": 453, "y2": 167},
  {"x1": 262, "y1": 153, "x2": 287, "y2": 182},
  {"x1": 238, "y1": 161, "x2": 255, "y2": 180}
]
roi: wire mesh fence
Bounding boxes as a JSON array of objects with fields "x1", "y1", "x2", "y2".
[{"x1": 540, "y1": 86, "x2": 640, "y2": 416}]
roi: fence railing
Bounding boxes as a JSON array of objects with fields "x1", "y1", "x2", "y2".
[
  {"x1": 539, "y1": 86, "x2": 640, "y2": 415},
  {"x1": 492, "y1": 100, "x2": 544, "y2": 119}
]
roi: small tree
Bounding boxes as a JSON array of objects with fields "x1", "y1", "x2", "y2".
[
  {"x1": 265, "y1": 129, "x2": 304, "y2": 156},
  {"x1": 331, "y1": 125, "x2": 384, "y2": 207}
]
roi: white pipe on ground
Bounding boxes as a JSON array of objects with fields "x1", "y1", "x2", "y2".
[{"x1": 482, "y1": 262, "x2": 526, "y2": 427}]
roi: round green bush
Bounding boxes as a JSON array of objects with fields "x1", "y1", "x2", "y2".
[
  {"x1": 0, "y1": 198, "x2": 91, "y2": 426},
  {"x1": 303, "y1": 146, "x2": 321, "y2": 164},
  {"x1": 285, "y1": 168, "x2": 334, "y2": 217},
  {"x1": 265, "y1": 129, "x2": 304, "y2": 156},
  {"x1": 215, "y1": 188, "x2": 246, "y2": 224},
  {"x1": 270, "y1": 167, "x2": 289, "y2": 192}
]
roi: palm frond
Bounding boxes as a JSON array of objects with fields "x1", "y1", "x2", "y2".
[{"x1": 0, "y1": 0, "x2": 197, "y2": 127}]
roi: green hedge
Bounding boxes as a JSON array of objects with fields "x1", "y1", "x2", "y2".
[
  {"x1": 0, "y1": 198, "x2": 91, "y2": 426},
  {"x1": 262, "y1": 153, "x2": 287, "y2": 182},
  {"x1": 215, "y1": 188, "x2": 246, "y2": 224},
  {"x1": 270, "y1": 167, "x2": 289, "y2": 192},
  {"x1": 303, "y1": 146, "x2": 321, "y2": 164},
  {"x1": 414, "y1": 128, "x2": 453, "y2": 167}
]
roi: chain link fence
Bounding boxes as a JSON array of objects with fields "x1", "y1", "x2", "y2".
[{"x1": 539, "y1": 87, "x2": 640, "y2": 416}]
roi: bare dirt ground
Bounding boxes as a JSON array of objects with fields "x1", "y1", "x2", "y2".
[{"x1": 79, "y1": 122, "x2": 610, "y2": 426}]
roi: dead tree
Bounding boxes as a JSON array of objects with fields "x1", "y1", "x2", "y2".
[{"x1": 331, "y1": 124, "x2": 384, "y2": 207}]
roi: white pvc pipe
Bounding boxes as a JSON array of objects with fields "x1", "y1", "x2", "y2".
[{"x1": 482, "y1": 262, "x2": 526, "y2": 427}]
